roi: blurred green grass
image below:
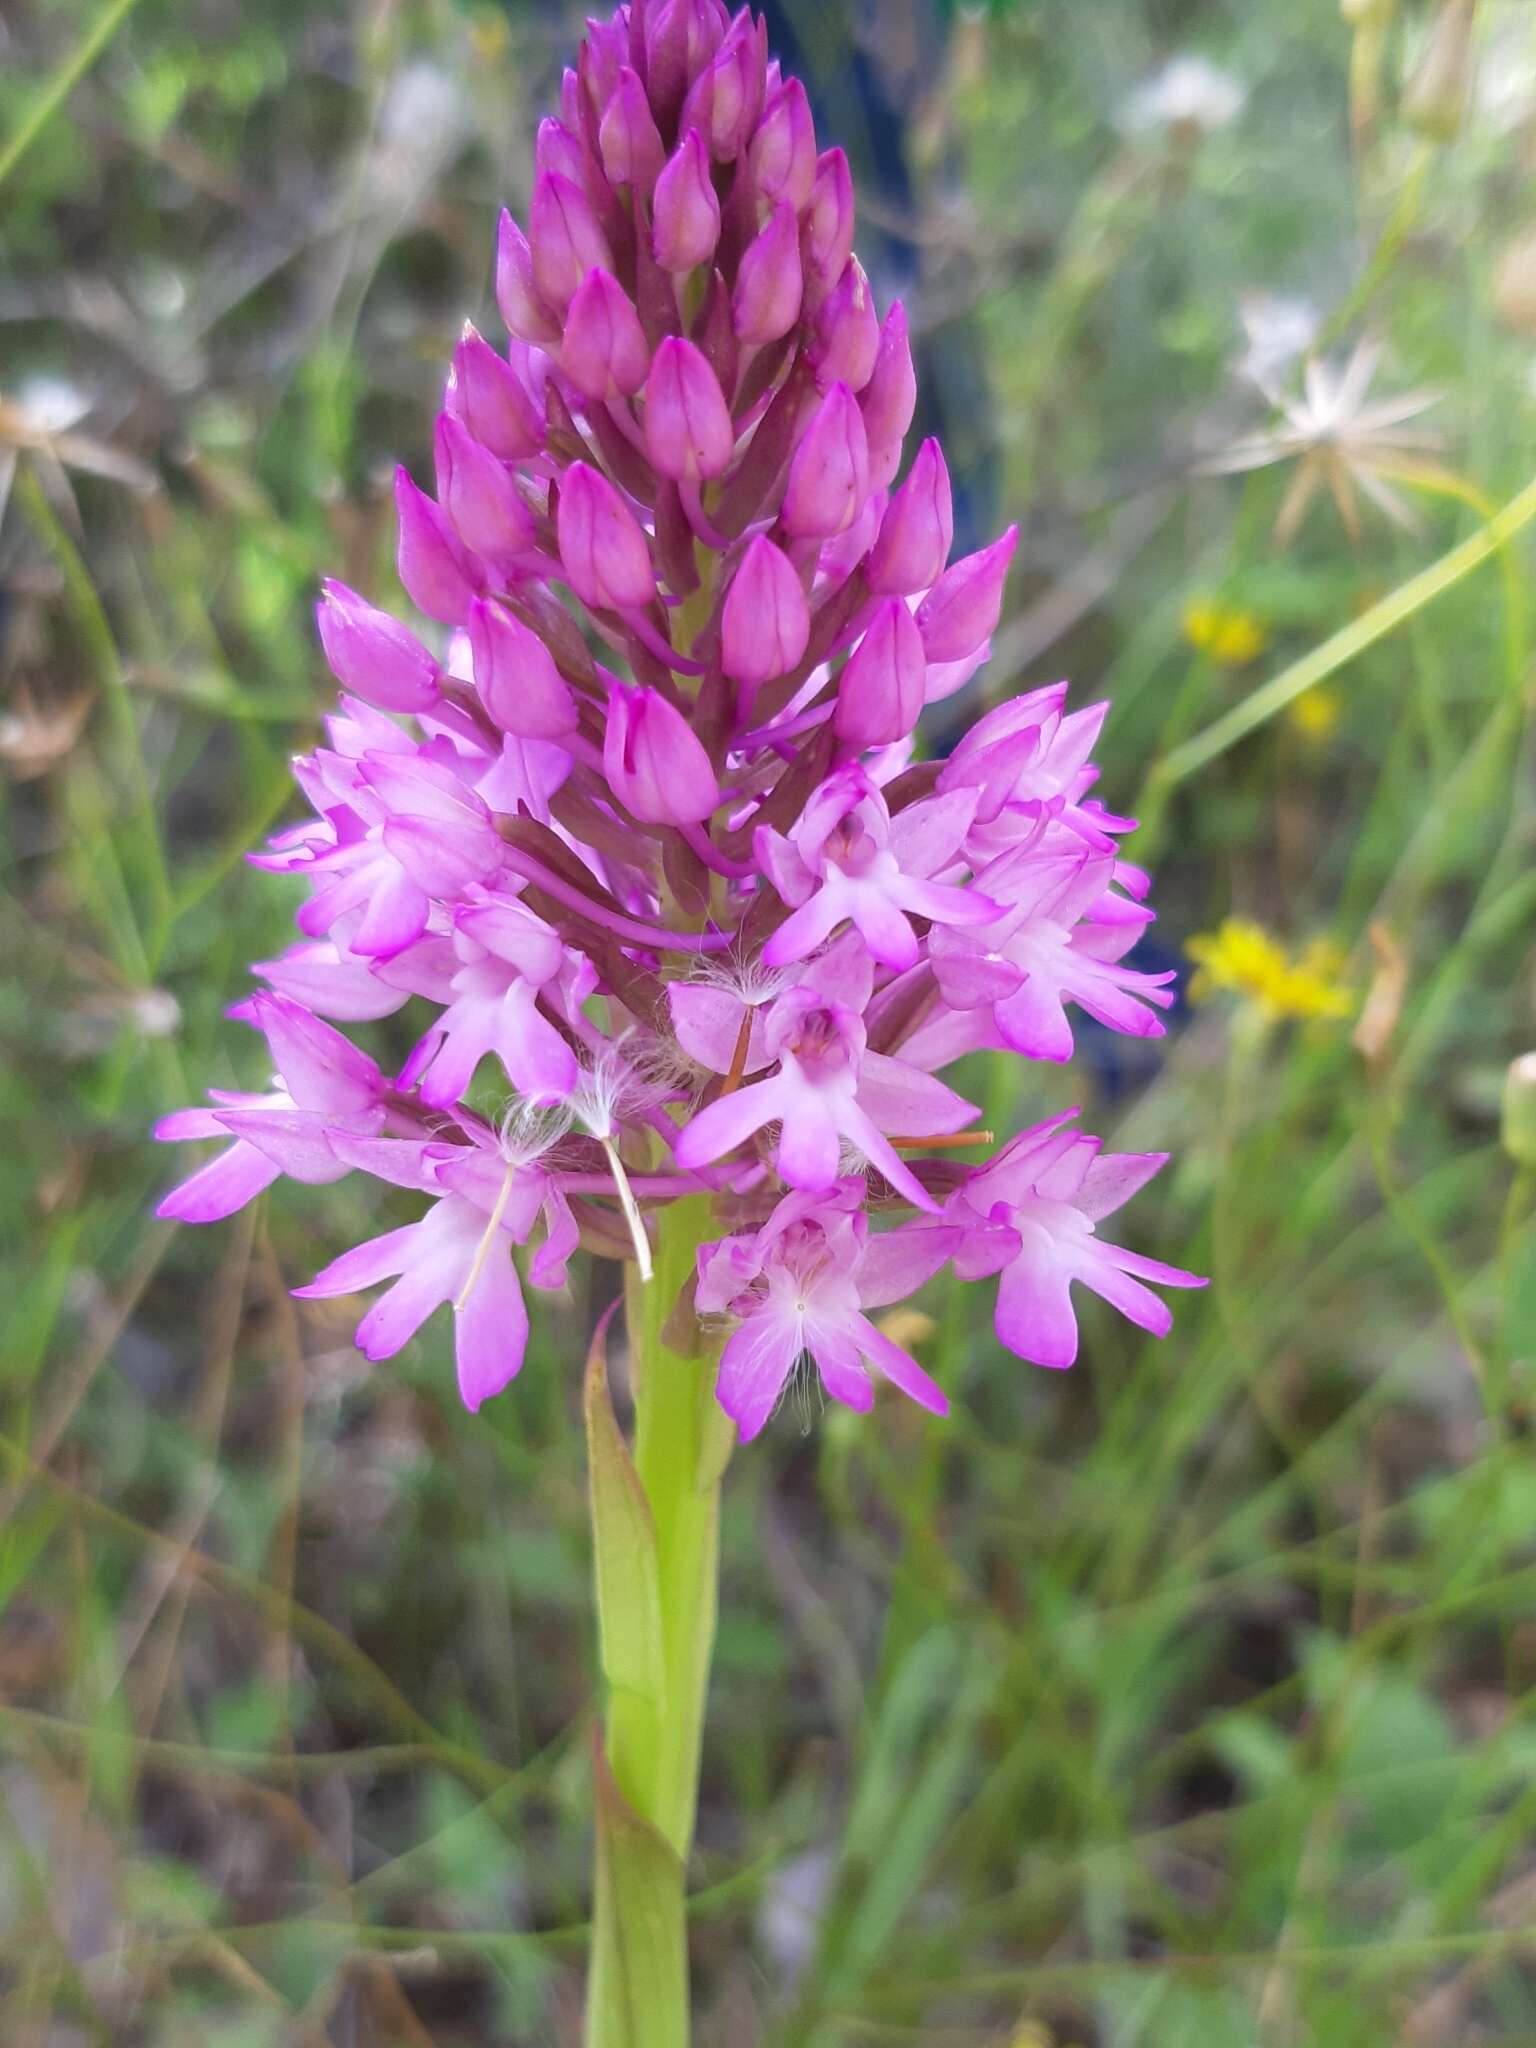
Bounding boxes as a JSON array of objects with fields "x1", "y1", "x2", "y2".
[{"x1": 4, "y1": 0, "x2": 1536, "y2": 2041}]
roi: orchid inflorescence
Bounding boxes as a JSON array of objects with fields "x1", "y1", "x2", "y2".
[{"x1": 157, "y1": 0, "x2": 1202, "y2": 1439}]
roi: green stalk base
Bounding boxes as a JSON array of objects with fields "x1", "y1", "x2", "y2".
[{"x1": 585, "y1": 1198, "x2": 732, "y2": 2048}]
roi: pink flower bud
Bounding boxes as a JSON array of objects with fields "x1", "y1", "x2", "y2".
[
  {"x1": 580, "y1": 17, "x2": 627, "y2": 112},
  {"x1": 915, "y1": 526, "x2": 1019, "y2": 663},
  {"x1": 652, "y1": 128, "x2": 721, "y2": 273},
  {"x1": 866, "y1": 439, "x2": 954, "y2": 595},
  {"x1": 679, "y1": 12, "x2": 764, "y2": 159},
  {"x1": 446, "y1": 325, "x2": 543, "y2": 461},
  {"x1": 507, "y1": 340, "x2": 551, "y2": 421},
  {"x1": 529, "y1": 170, "x2": 612, "y2": 314},
  {"x1": 861, "y1": 301, "x2": 918, "y2": 490},
  {"x1": 556, "y1": 462, "x2": 656, "y2": 612},
  {"x1": 805, "y1": 148, "x2": 856, "y2": 295},
  {"x1": 316, "y1": 580, "x2": 440, "y2": 713},
  {"x1": 394, "y1": 467, "x2": 480, "y2": 624},
  {"x1": 536, "y1": 116, "x2": 589, "y2": 192},
  {"x1": 644, "y1": 336, "x2": 735, "y2": 482},
  {"x1": 721, "y1": 535, "x2": 810, "y2": 687},
  {"x1": 562, "y1": 267, "x2": 650, "y2": 399},
  {"x1": 834, "y1": 597, "x2": 927, "y2": 747},
  {"x1": 433, "y1": 416, "x2": 537, "y2": 569},
  {"x1": 749, "y1": 79, "x2": 816, "y2": 212},
  {"x1": 811, "y1": 258, "x2": 879, "y2": 392},
  {"x1": 495, "y1": 210, "x2": 561, "y2": 344},
  {"x1": 645, "y1": 0, "x2": 722, "y2": 129},
  {"x1": 733, "y1": 200, "x2": 803, "y2": 344},
  {"x1": 781, "y1": 381, "x2": 870, "y2": 539},
  {"x1": 604, "y1": 680, "x2": 721, "y2": 823},
  {"x1": 599, "y1": 67, "x2": 665, "y2": 193},
  {"x1": 466, "y1": 597, "x2": 578, "y2": 739}
]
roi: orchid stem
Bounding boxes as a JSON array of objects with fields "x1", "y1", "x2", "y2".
[{"x1": 585, "y1": 1196, "x2": 732, "y2": 2047}]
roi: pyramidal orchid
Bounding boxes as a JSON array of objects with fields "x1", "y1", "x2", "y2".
[{"x1": 154, "y1": 9, "x2": 1202, "y2": 2036}]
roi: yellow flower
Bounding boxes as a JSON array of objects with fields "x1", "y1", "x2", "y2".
[
  {"x1": 1182, "y1": 597, "x2": 1269, "y2": 665},
  {"x1": 874, "y1": 1307, "x2": 937, "y2": 1351},
  {"x1": 1287, "y1": 683, "x2": 1341, "y2": 741},
  {"x1": 469, "y1": 8, "x2": 510, "y2": 61},
  {"x1": 1186, "y1": 918, "x2": 1353, "y2": 1022}
]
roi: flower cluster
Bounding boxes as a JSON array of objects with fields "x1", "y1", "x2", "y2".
[{"x1": 158, "y1": 1, "x2": 1202, "y2": 1437}]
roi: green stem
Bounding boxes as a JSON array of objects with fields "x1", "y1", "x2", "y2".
[
  {"x1": 586, "y1": 1196, "x2": 732, "y2": 2048},
  {"x1": 1136, "y1": 468, "x2": 1536, "y2": 851}
]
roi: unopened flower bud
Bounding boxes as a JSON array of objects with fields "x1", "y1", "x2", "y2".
[
  {"x1": 644, "y1": 336, "x2": 735, "y2": 481},
  {"x1": 604, "y1": 681, "x2": 721, "y2": 823},
  {"x1": 721, "y1": 535, "x2": 810, "y2": 687},
  {"x1": 446, "y1": 325, "x2": 543, "y2": 461},
  {"x1": 749, "y1": 78, "x2": 816, "y2": 212},
  {"x1": 434, "y1": 415, "x2": 537, "y2": 568},
  {"x1": 556, "y1": 462, "x2": 656, "y2": 612},
  {"x1": 580, "y1": 16, "x2": 627, "y2": 110},
  {"x1": 536, "y1": 116, "x2": 589, "y2": 192},
  {"x1": 733, "y1": 201, "x2": 803, "y2": 344},
  {"x1": 394, "y1": 467, "x2": 480, "y2": 624},
  {"x1": 652, "y1": 128, "x2": 722, "y2": 273},
  {"x1": 680, "y1": 13, "x2": 765, "y2": 159},
  {"x1": 1504, "y1": 1053, "x2": 1536, "y2": 1167},
  {"x1": 317, "y1": 580, "x2": 440, "y2": 713},
  {"x1": 811, "y1": 258, "x2": 879, "y2": 392},
  {"x1": 646, "y1": 0, "x2": 722, "y2": 131},
  {"x1": 563, "y1": 268, "x2": 650, "y2": 399},
  {"x1": 834, "y1": 597, "x2": 927, "y2": 747},
  {"x1": 915, "y1": 525, "x2": 1018, "y2": 662},
  {"x1": 781, "y1": 381, "x2": 870, "y2": 539},
  {"x1": 1402, "y1": 0, "x2": 1475, "y2": 141},
  {"x1": 866, "y1": 439, "x2": 954, "y2": 594},
  {"x1": 805, "y1": 152, "x2": 856, "y2": 311},
  {"x1": 599, "y1": 67, "x2": 666, "y2": 193},
  {"x1": 495, "y1": 210, "x2": 561, "y2": 344},
  {"x1": 467, "y1": 597, "x2": 578, "y2": 739},
  {"x1": 861, "y1": 300, "x2": 918, "y2": 489},
  {"x1": 529, "y1": 170, "x2": 612, "y2": 314}
]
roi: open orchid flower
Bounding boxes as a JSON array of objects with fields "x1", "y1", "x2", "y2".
[
  {"x1": 946, "y1": 1114, "x2": 1205, "y2": 1369},
  {"x1": 697, "y1": 1181, "x2": 958, "y2": 1438}
]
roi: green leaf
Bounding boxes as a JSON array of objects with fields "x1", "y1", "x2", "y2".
[
  {"x1": 584, "y1": 1304, "x2": 665, "y2": 1708},
  {"x1": 587, "y1": 1740, "x2": 687, "y2": 2048}
]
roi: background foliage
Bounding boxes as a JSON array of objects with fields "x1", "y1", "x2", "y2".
[{"x1": 4, "y1": 0, "x2": 1536, "y2": 2040}]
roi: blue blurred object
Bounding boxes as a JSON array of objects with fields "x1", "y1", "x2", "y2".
[
  {"x1": 1074, "y1": 938, "x2": 1193, "y2": 1097},
  {"x1": 758, "y1": 0, "x2": 1001, "y2": 554}
]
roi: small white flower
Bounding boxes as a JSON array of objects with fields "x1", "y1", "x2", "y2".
[
  {"x1": 1235, "y1": 292, "x2": 1321, "y2": 398},
  {"x1": 15, "y1": 376, "x2": 90, "y2": 436},
  {"x1": 1124, "y1": 55, "x2": 1246, "y2": 138},
  {"x1": 129, "y1": 989, "x2": 182, "y2": 1039}
]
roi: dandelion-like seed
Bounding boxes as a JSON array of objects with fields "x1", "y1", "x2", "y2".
[{"x1": 1201, "y1": 334, "x2": 1443, "y2": 543}]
